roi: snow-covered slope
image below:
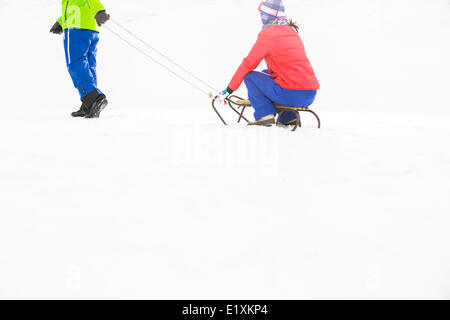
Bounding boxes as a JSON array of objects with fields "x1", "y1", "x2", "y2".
[{"x1": 0, "y1": 0, "x2": 449, "y2": 299}]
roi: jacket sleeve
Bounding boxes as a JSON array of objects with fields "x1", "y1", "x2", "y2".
[
  {"x1": 228, "y1": 32, "x2": 270, "y2": 91},
  {"x1": 57, "y1": 16, "x2": 63, "y2": 26},
  {"x1": 87, "y1": 0, "x2": 106, "y2": 16}
]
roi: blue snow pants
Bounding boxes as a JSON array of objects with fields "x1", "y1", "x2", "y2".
[
  {"x1": 244, "y1": 71, "x2": 317, "y2": 123},
  {"x1": 63, "y1": 28, "x2": 102, "y2": 99}
]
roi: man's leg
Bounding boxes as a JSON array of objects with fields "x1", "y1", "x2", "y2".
[
  {"x1": 64, "y1": 29, "x2": 82, "y2": 92},
  {"x1": 65, "y1": 29, "x2": 98, "y2": 99},
  {"x1": 87, "y1": 31, "x2": 101, "y2": 92},
  {"x1": 244, "y1": 71, "x2": 278, "y2": 120}
]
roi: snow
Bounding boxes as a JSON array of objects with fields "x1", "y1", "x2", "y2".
[{"x1": 0, "y1": 0, "x2": 449, "y2": 299}]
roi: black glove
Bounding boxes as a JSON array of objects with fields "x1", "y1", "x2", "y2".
[
  {"x1": 50, "y1": 21, "x2": 63, "y2": 35},
  {"x1": 95, "y1": 10, "x2": 110, "y2": 27}
]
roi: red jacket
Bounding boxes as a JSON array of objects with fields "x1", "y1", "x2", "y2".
[{"x1": 228, "y1": 25, "x2": 320, "y2": 92}]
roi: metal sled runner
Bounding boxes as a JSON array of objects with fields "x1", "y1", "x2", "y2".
[{"x1": 211, "y1": 95, "x2": 321, "y2": 131}]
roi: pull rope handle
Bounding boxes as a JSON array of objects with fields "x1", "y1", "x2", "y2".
[{"x1": 106, "y1": 19, "x2": 218, "y2": 97}]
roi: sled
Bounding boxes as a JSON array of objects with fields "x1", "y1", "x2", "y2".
[{"x1": 211, "y1": 95, "x2": 321, "y2": 131}]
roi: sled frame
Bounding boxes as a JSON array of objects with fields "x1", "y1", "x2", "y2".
[
  {"x1": 211, "y1": 95, "x2": 252, "y2": 125},
  {"x1": 211, "y1": 95, "x2": 321, "y2": 131}
]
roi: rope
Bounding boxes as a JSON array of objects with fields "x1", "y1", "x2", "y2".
[
  {"x1": 110, "y1": 19, "x2": 219, "y2": 93},
  {"x1": 104, "y1": 20, "x2": 217, "y2": 98}
]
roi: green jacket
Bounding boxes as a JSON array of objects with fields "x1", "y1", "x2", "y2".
[{"x1": 57, "y1": 0, "x2": 105, "y2": 32}]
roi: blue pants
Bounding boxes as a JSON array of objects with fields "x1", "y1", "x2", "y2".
[
  {"x1": 244, "y1": 71, "x2": 317, "y2": 123},
  {"x1": 64, "y1": 28, "x2": 102, "y2": 99}
]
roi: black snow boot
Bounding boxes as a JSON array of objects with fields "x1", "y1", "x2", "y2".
[
  {"x1": 82, "y1": 90, "x2": 108, "y2": 119},
  {"x1": 71, "y1": 103, "x2": 87, "y2": 117}
]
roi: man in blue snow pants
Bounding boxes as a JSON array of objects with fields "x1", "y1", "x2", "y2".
[{"x1": 50, "y1": 0, "x2": 110, "y2": 118}]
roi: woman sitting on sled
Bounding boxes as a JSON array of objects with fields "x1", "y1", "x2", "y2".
[{"x1": 216, "y1": 0, "x2": 320, "y2": 127}]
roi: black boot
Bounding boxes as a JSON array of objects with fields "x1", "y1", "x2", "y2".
[
  {"x1": 71, "y1": 103, "x2": 87, "y2": 117},
  {"x1": 82, "y1": 90, "x2": 108, "y2": 119}
]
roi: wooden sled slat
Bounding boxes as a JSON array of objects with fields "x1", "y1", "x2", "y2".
[
  {"x1": 236, "y1": 100, "x2": 252, "y2": 106},
  {"x1": 237, "y1": 100, "x2": 310, "y2": 112}
]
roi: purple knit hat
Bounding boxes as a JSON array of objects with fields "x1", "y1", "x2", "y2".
[{"x1": 258, "y1": 0, "x2": 287, "y2": 26}]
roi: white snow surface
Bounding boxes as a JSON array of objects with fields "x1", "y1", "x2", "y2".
[{"x1": 0, "y1": 0, "x2": 449, "y2": 299}]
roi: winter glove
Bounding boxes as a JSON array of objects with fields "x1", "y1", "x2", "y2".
[
  {"x1": 49, "y1": 21, "x2": 63, "y2": 35},
  {"x1": 95, "y1": 10, "x2": 110, "y2": 27},
  {"x1": 216, "y1": 88, "x2": 233, "y2": 105}
]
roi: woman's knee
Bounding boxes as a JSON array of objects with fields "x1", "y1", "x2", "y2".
[{"x1": 244, "y1": 71, "x2": 259, "y2": 85}]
